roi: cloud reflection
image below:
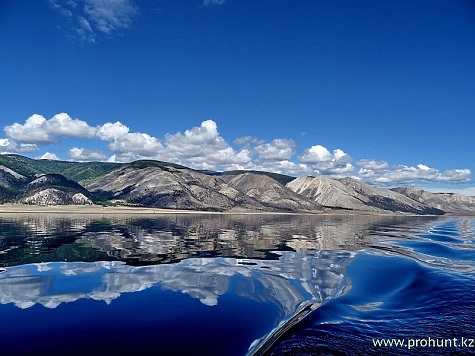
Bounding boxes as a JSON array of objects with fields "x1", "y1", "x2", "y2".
[{"x1": 0, "y1": 250, "x2": 354, "y2": 310}]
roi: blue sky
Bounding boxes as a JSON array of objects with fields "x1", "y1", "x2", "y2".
[{"x1": 0, "y1": 0, "x2": 474, "y2": 192}]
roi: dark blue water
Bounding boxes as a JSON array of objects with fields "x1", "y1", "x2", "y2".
[
  {"x1": 268, "y1": 217, "x2": 475, "y2": 355},
  {"x1": 0, "y1": 214, "x2": 474, "y2": 355}
]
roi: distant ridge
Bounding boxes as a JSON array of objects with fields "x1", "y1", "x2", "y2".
[
  {"x1": 86, "y1": 166, "x2": 321, "y2": 212},
  {"x1": 212, "y1": 170, "x2": 295, "y2": 186},
  {"x1": 0, "y1": 154, "x2": 472, "y2": 214},
  {"x1": 286, "y1": 176, "x2": 444, "y2": 215},
  {"x1": 393, "y1": 187, "x2": 475, "y2": 214}
]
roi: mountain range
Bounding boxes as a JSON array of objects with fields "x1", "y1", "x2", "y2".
[{"x1": 0, "y1": 154, "x2": 473, "y2": 215}]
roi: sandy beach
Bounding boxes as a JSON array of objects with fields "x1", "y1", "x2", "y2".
[
  {"x1": 0, "y1": 204, "x2": 224, "y2": 215},
  {"x1": 0, "y1": 204, "x2": 327, "y2": 215},
  {"x1": 0, "y1": 204, "x2": 411, "y2": 216}
]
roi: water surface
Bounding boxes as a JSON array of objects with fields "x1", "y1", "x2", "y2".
[{"x1": 0, "y1": 213, "x2": 473, "y2": 354}]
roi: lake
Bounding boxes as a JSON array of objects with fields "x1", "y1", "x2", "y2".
[{"x1": 0, "y1": 213, "x2": 474, "y2": 355}]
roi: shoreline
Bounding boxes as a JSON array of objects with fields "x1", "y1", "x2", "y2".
[
  {"x1": 0, "y1": 204, "x2": 224, "y2": 215},
  {"x1": 0, "y1": 204, "x2": 451, "y2": 217},
  {"x1": 0, "y1": 204, "x2": 319, "y2": 215}
]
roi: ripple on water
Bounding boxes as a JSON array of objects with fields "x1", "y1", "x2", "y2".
[
  {"x1": 268, "y1": 217, "x2": 475, "y2": 355},
  {"x1": 0, "y1": 214, "x2": 473, "y2": 355}
]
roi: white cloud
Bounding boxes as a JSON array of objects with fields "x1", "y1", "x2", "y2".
[
  {"x1": 234, "y1": 136, "x2": 265, "y2": 148},
  {"x1": 96, "y1": 121, "x2": 164, "y2": 162},
  {"x1": 232, "y1": 160, "x2": 312, "y2": 176},
  {"x1": 300, "y1": 145, "x2": 333, "y2": 163},
  {"x1": 4, "y1": 115, "x2": 52, "y2": 144},
  {"x1": 272, "y1": 161, "x2": 312, "y2": 176},
  {"x1": 50, "y1": 0, "x2": 137, "y2": 42},
  {"x1": 184, "y1": 147, "x2": 252, "y2": 171},
  {"x1": 163, "y1": 120, "x2": 252, "y2": 169},
  {"x1": 435, "y1": 169, "x2": 472, "y2": 183},
  {"x1": 95, "y1": 119, "x2": 252, "y2": 170},
  {"x1": 417, "y1": 163, "x2": 431, "y2": 171},
  {"x1": 68, "y1": 147, "x2": 107, "y2": 161},
  {"x1": 76, "y1": 15, "x2": 95, "y2": 42},
  {"x1": 227, "y1": 138, "x2": 312, "y2": 176},
  {"x1": 37, "y1": 152, "x2": 61, "y2": 160},
  {"x1": 4, "y1": 113, "x2": 96, "y2": 144},
  {"x1": 84, "y1": 0, "x2": 137, "y2": 34},
  {"x1": 47, "y1": 113, "x2": 96, "y2": 138},
  {"x1": 356, "y1": 159, "x2": 389, "y2": 170},
  {"x1": 95, "y1": 121, "x2": 165, "y2": 157},
  {"x1": 169, "y1": 120, "x2": 221, "y2": 146},
  {"x1": 254, "y1": 139, "x2": 295, "y2": 162},
  {"x1": 4, "y1": 112, "x2": 472, "y2": 185},
  {"x1": 108, "y1": 132, "x2": 164, "y2": 156},
  {"x1": 97, "y1": 121, "x2": 130, "y2": 141},
  {"x1": 357, "y1": 161, "x2": 472, "y2": 185},
  {"x1": 0, "y1": 138, "x2": 38, "y2": 154},
  {"x1": 300, "y1": 145, "x2": 354, "y2": 176}
]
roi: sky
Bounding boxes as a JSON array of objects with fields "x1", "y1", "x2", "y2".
[{"x1": 0, "y1": 0, "x2": 474, "y2": 193}]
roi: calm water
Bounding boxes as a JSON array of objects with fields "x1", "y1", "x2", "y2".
[{"x1": 0, "y1": 213, "x2": 474, "y2": 355}]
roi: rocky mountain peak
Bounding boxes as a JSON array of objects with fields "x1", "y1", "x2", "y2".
[
  {"x1": 393, "y1": 187, "x2": 475, "y2": 213},
  {"x1": 287, "y1": 175, "x2": 445, "y2": 215},
  {"x1": 0, "y1": 154, "x2": 471, "y2": 213}
]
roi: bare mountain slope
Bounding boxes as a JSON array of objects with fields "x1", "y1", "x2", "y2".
[
  {"x1": 0, "y1": 154, "x2": 469, "y2": 214},
  {"x1": 22, "y1": 174, "x2": 93, "y2": 205},
  {"x1": 393, "y1": 187, "x2": 475, "y2": 213},
  {"x1": 0, "y1": 165, "x2": 26, "y2": 191},
  {"x1": 87, "y1": 168, "x2": 322, "y2": 212},
  {"x1": 285, "y1": 176, "x2": 370, "y2": 211},
  {"x1": 337, "y1": 177, "x2": 443, "y2": 214},
  {"x1": 222, "y1": 172, "x2": 322, "y2": 212},
  {"x1": 22, "y1": 189, "x2": 92, "y2": 206},
  {"x1": 87, "y1": 166, "x2": 245, "y2": 210},
  {"x1": 287, "y1": 176, "x2": 444, "y2": 215}
]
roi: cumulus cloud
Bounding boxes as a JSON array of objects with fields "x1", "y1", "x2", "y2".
[
  {"x1": 108, "y1": 132, "x2": 164, "y2": 156},
  {"x1": 3, "y1": 112, "x2": 472, "y2": 185},
  {"x1": 37, "y1": 152, "x2": 60, "y2": 160},
  {"x1": 234, "y1": 136, "x2": 265, "y2": 148},
  {"x1": 89, "y1": 118, "x2": 252, "y2": 170},
  {"x1": 300, "y1": 145, "x2": 354, "y2": 176},
  {"x1": 254, "y1": 139, "x2": 295, "y2": 162},
  {"x1": 356, "y1": 159, "x2": 389, "y2": 170},
  {"x1": 4, "y1": 113, "x2": 96, "y2": 144},
  {"x1": 229, "y1": 138, "x2": 313, "y2": 175},
  {"x1": 437, "y1": 169, "x2": 472, "y2": 183},
  {"x1": 49, "y1": 0, "x2": 137, "y2": 42},
  {"x1": 231, "y1": 160, "x2": 312, "y2": 176},
  {"x1": 94, "y1": 120, "x2": 165, "y2": 158},
  {"x1": 230, "y1": 137, "x2": 315, "y2": 175},
  {"x1": 163, "y1": 120, "x2": 252, "y2": 169},
  {"x1": 166, "y1": 120, "x2": 220, "y2": 147},
  {"x1": 300, "y1": 145, "x2": 333, "y2": 163},
  {"x1": 68, "y1": 147, "x2": 108, "y2": 161},
  {"x1": 97, "y1": 121, "x2": 130, "y2": 141},
  {"x1": 186, "y1": 147, "x2": 252, "y2": 171},
  {"x1": 356, "y1": 161, "x2": 472, "y2": 185},
  {"x1": 270, "y1": 161, "x2": 312, "y2": 176},
  {"x1": 0, "y1": 138, "x2": 38, "y2": 154},
  {"x1": 3, "y1": 114, "x2": 254, "y2": 170}
]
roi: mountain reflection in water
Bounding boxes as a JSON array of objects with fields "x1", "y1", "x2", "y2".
[
  {"x1": 0, "y1": 213, "x2": 474, "y2": 355},
  {"x1": 0, "y1": 214, "x2": 428, "y2": 266}
]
